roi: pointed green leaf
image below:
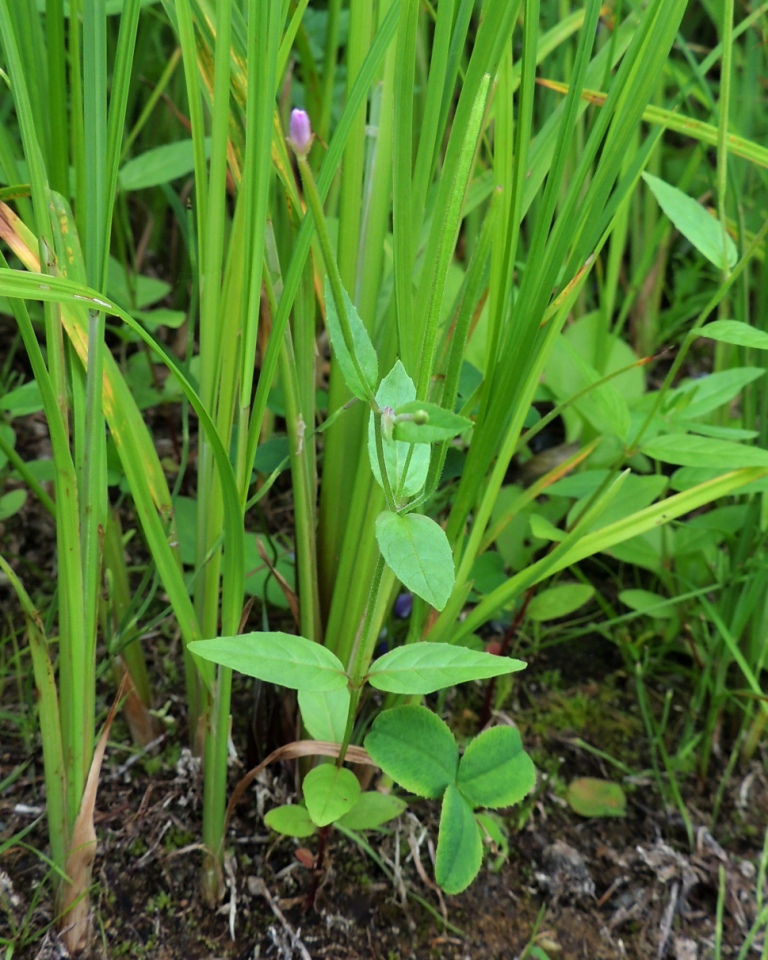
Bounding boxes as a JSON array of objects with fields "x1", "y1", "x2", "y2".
[
  {"x1": 529, "y1": 514, "x2": 566, "y2": 542},
  {"x1": 375, "y1": 512, "x2": 454, "y2": 610},
  {"x1": 264, "y1": 804, "x2": 317, "y2": 838},
  {"x1": 324, "y1": 277, "x2": 378, "y2": 401},
  {"x1": 364, "y1": 705, "x2": 458, "y2": 799},
  {"x1": 298, "y1": 687, "x2": 350, "y2": 742},
  {"x1": 642, "y1": 434, "x2": 768, "y2": 469},
  {"x1": 619, "y1": 589, "x2": 676, "y2": 619},
  {"x1": 392, "y1": 401, "x2": 472, "y2": 443},
  {"x1": 699, "y1": 320, "x2": 768, "y2": 351},
  {"x1": 566, "y1": 778, "x2": 627, "y2": 818},
  {"x1": 527, "y1": 584, "x2": 595, "y2": 622},
  {"x1": 643, "y1": 172, "x2": 737, "y2": 270},
  {"x1": 303, "y1": 764, "x2": 361, "y2": 827},
  {"x1": 670, "y1": 368, "x2": 764, "y2": 421},
  {"x1": 336, "y1": 793, "x2": 407, "y2": 831},
  {"x1": 189, "y1": 632, "x2": 348, "y2": 691},
  {"x1": 457, "y1": 726, "x2": 536, "y2": 809},
  {"x1": 368, "y1": 361, "x2": 430, "y2": 497},
  {"x1": 435, "y1": 785, "x2": 483, "y2": 895},
  {"x1": 368, "y1": 642, "x2": 526, "y2": 695}
]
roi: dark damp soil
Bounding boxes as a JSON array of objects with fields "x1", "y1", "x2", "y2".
[{"x1": 2, "y1": 633, "x2": 767, "y2": 960}]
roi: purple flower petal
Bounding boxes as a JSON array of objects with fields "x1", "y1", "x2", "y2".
[{"x1": 288, "y1": 108, "x2": 312, "y2": 158}]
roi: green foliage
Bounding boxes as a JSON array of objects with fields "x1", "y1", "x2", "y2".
[
  {"x1": 367, "y1": 642, "x2": 526, "y2": 695},
  {"x1": 189, "y1": 633, "x2": 348, "y2": 692},
  {"x1": 374, "y1": 513, "x2": 454, "y2": 610},
  {"x1": 642, "y1": 173, "x2": 737, "y2": 270},
  {"x1": 303, "y1": 764, "x2": 360, "y2": 827},
  {"x1": 2, "y1": 0, "x2": 768, "y2": 923},
  {"x1": 566, "y1": 778, "x2": 627, "y2": 818},
  {"x1": 366, "y1": 706, "x2": 536, "y2": 894},
  {"x1": 323, "y1": 276, "x2": 378, "y2": 402}
]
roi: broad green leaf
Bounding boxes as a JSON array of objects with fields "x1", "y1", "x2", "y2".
[
  {"x1": 469, "y1": 552, "x2": 507, "y2": 596},
  {"x1": 566, "y1": 778, "x2": 627, "y2": 818},
  {"x1": 303, "y1": 764, "x2": 361, "y2": 827},
  {"x1": 336, "y1": 793, "x2": 407, "y2": 831},
  {"x1": 619, "y1": 589, "x2": 676, "y2": 619},
  {"x1": 0, "y1": 488, "x2": 26, "y2": 521},
  {"x1": 673, "y1": 421, "x2": 758, "y2": 442},
  {"x1": 324, "y1": 277, "x2": 378, "y2": 402},
  {"x1": 364, "y1": 705, "x2": 458, "y2": 799},
  {"x1": 669, "y1": 368, "x2": 764, "y2": 421},
  {"x1": 457, "y1": 726, "x2": 536, "y2": 809},
  {"x1": 188, "y1": 633, "x2": 348, "y2": 692},
  {"x1": 392, "y1": 401, "x2": 472, "y2": 443},
  {"x1": 642, "y1": 434, "x2": 768, "y2": 469},
  {"x1": 368, "y1": 642, "x2": 526, "y2": 695},
  {"x1": 699, "y1": 320, "x2": 768, "y2": 351},
  {"x1": 107, "y1": 256, "x2": 170, "y2": 309},
  {"x1": 264, "y1": 804, "x2": 317, "y2": 838},
  {"x1": 136, "y1": 308, "x2": 186, "y2": 331},
  {"x1": 563, "y1": 312, "x2": 645, "y2": 400},
  {"x1": 375, "y1": 512, "x2": 454, "y2": 610},
  {"x1": 565, "y1": 474, "x2": 668, "y2": 534},
  {"x1": 527, "y1": 583, "x2": 595, "y2": 622},
  {"x1": 545, "y1": 335, "x2": 631, "y2": 441},
  {"x1": 368, "y1": 362, "x2": 430, "y2": 497},
  {"x1": 0, "y1": 380, "x2": 43, "y2": 416},
  {"x1": 119, "y1": 138, "x2": 211, "y2": 191},
  {"x1": 298, "y1": 687, "x2": 350, "y2": 743},
  {"x1": 435, "y1": 785, "x2": 483, "y2": 895},
  {"x1": 529, "y1": 514, "x2": 565, "y2": 542},
  {"x1": 670, "y1": 467, "x2": 768, "y2": 495},
  {"x1": 642, "y1": 172, "x2": 737, "y2": 270},
  {"x1": 547, "y1": 469, "x2": 611, "y2": 498}
]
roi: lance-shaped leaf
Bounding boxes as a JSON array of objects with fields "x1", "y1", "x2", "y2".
[
  {"x1": 364, "y1": 705, "x2": 458, "y2": 799},
  {"x1": 368, "y1": 642, "x2": 527, "y2": 695},
  {"x1": 699, "y1": 320, "x2": 768, "y2": 351},
  {"x1": 392, "y1": 401, "x2": 472, "y2": 443},
  {"x1": 324, "y1": 276, "x2": 378, "y2": 401},
  {"x1": 189, "y1": 632, "x2": 348, "y2": 691},
  {"x1": 643, "y1": 172, "x2": 737, "y2": 270},
  {"x1": 375, "y1": 511, "x2": 454, "y2": 610},
  {"x1": 642, "y1": 434, "x2": 768, "y2": 469}
]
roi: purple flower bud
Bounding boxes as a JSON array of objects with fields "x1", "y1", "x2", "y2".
[
  {"x1": 393, "y1": 593, "x2": 413, "y2": 620},
  {"x1": 288, "y1": 108, "x2": 312, "y2": 158}
]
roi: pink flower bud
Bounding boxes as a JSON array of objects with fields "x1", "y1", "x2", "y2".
[{"x1": 288, "y1": 108, "x2": 312, "y2": 158}]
